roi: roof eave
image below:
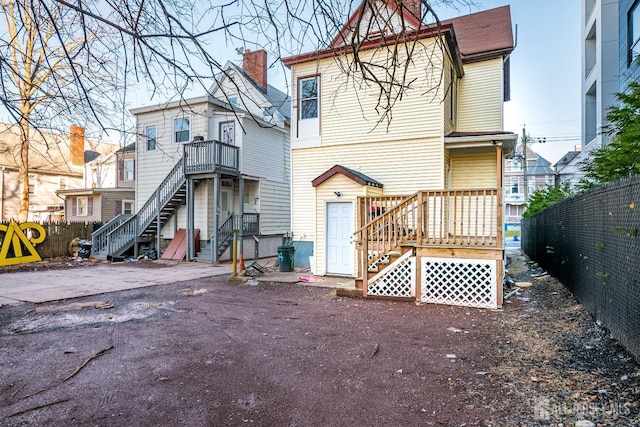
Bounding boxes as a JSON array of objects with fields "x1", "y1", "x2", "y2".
[{"x1": 283, "y1": 24, "x2": 455, "y2": 68}]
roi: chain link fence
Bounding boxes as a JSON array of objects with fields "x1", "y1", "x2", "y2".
[{"x1": 522, "y1": 175, "x2": 640, "y2": 361}]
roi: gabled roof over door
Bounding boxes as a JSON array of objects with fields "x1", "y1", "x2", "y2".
[{"x1": 312, "y1": 165, "x2": 383, "y2": 188}]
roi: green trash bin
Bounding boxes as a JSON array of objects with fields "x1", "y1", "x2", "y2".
[{"x1": 277, "y1": 245, "x2": 295, "y2": 272}]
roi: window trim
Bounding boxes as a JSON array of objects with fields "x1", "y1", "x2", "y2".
[
  {"x1": 122, "y1": 200, "x2": 134, "y2": 215},
  {"x1": 28, "y1": 173, "x2": 37, "y2": 195},
  {"x1": 174, "y1": 115, "x2": 191, "y2": 143},
  {"x1": 76, "y1": 196, "x2": 88, "y2": 217},
  {"x1": 298, "y1": 75, "x2": 319, "y2": 121},
  {"x1": 510, "y1": 179, "x2": 520, "y2": 195},
  {"x1": 219, "y1": 121, "x2": 235, "y2": 145},
  {"x1": 145, "y1": 125, "x2": 157, "y2": 151},
  {"x1": 123, "y1": 159, "x2": 135, "y2": 181}
]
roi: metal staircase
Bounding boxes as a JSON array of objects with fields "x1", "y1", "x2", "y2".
[{"x1": 91, "y1": 140, "x2": 240, "y2": 260}]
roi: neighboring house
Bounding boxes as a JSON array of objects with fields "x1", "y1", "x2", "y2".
[
  {"x1": 57, "y1": 143, "x2": 136, "y2": 223},
  {"x1": 560, "y1": 0, "x2": 619, "y2": 185},
  {"x1": 0, "y1": 123, "x2": 117, "y2": 222},
  {"x1": 554, "y1": 146, "x2": 582, "y2": 187},
  {"x1": 92, "y1": 49, "x2": 291, "y2": 262},
  {"x1": 283, "y1": 2, "x2": 516, "y2": 308},
  {"x1": 504, "y1": 145, "x2": 557, "y2": 225}
]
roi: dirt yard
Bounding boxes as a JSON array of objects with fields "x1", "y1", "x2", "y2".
[{"x1": 0, "y1": 253, "x2": 639, "y2": 426}]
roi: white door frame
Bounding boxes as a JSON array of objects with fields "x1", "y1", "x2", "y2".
[{"x1": 325, "y1": 201, "x2": 354, "y2": 276}]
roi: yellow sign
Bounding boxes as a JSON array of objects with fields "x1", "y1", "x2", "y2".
[{"x1": 0, "y1": 220, "x2": 47, "y2": 266}]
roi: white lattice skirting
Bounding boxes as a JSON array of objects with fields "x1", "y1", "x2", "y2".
[
  {"x1": 367, "y1": 252, "x2": 415, "y2": 298},
  {"x1": 420, "y1": 257, "x2": 498, "y2": 309}
]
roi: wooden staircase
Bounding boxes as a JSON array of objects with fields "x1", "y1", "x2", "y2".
[{"x1": 353, "y1": 189, "x2": 503, "y2": 303}]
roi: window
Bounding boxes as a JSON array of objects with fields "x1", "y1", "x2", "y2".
[
  {"x1": 77, "y1": 197, "x2": 87, "y2": 216},
  {"x1": 123, "y1": 200, "x2": 134, "y2": 215},
  {"x1": 146, "y1": 126, "x2": 157, "y2": 151},
  {"x1": 511, "y1": 180, "x2": 519, "y2": 194},
  {"x1": 174, "y1": 116, "x2": 190, "y2": 143},
  {"x1": 511, "y1": 159, "x2": 522, "y2": 171},
  {"x1": 220, "y1": 121, "x2": 235, "y2": 145},
  {"x1": 300, "y1": 77, "x2": 318, "y2": 120},
  {"x1": 59, "y1": 176, "x2": 67, "y2": 190},
  {"x1": 28, "y1": 174, "x2": 37, "y2": 195},
  {"x1": 630, "y1": 1, "x2": 640, "y2": 64},
  {"x1": 124, "y1": 159, "x2": 135, "y2": 181},
  {"x1": 73, "y1": 196, "x2": 93, "y2": 217}
]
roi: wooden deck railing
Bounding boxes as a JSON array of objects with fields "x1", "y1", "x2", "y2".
[
  {"x1": 355, "y1": 189, "x2": 503, "y2": 273},
  {"x1": 184, "y1": 140, "x2": 239, "y2": 176}
]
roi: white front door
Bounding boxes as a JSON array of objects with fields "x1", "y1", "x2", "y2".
[{"x1": 326, "y1": 202, "x2": 353, "y2": 275}]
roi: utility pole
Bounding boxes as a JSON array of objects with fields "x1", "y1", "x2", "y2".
[{"x1": 522, "y1": 126, "x2": 529, "y2": 202}]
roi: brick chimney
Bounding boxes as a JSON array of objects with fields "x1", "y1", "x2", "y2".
[
  {"x1": 70, "y1": 125, "x2": 85, "y2": 166},
  {"x1": 402, "y1": 0, "x2": 422, "y2": 21},
  {"x1": 243, "y1": 49, "x2": 268, "y2": 92}
]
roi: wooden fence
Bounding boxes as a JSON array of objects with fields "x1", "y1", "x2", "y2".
[{"x1": 0, "y1": 220, "x2": 101, "y2": 259}]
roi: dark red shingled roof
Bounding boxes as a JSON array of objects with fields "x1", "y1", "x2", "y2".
[
  {"x1": 283, "y1": 3, "x2": 514, "y2": 67},
  {"x1": 443, "y1": 5, "x2": 514, "y2": 62}
]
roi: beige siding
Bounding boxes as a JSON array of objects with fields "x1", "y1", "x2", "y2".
[
  {"x1": 290, "y1": 38, "x2": 448, "y2": 147},
  {"x1": 100, "y1": 191, "x2": 135, "y2": 223},
  {"x1": 65, "y1": 195, "x2": 101, "y2": 222},
  {"x1": 291, "y1": 138, "x2": 444, "y2": 244},
  {"x1": 314, "y1": 174, "x2": 363, "y2": 276},
  {"x1": 450, "y1": 151, "x2": 497, "y2": 188},
  {"x1": 457, "y1": 59, "x2": 504, "y2": 131}
]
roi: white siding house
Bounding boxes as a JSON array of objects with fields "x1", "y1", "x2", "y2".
[{"x1": 93, "y1": 50, "x2": 291, "y2": 261}]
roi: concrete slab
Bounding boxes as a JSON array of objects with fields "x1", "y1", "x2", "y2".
[
  {"x1": 250, "y1": 271, "x2": 356, "y2": 289},
  {"x1": 0, "y1": 260, "x2": 232, "y2": 304}
]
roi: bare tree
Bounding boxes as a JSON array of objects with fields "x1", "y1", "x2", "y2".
[
  {"x1": 0, "y1": 0, "x2": 122, "y2": 220},
  {"x1": 0, "y1": 0, "x2": 477, "y2": 220}
]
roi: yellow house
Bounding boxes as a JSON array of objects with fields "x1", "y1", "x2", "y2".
[{"x1": 283, "y1": 1, "x2": 516, "y2": 309}]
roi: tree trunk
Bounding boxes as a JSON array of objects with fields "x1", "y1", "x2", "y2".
[{"x1": 18, "y1": 113, "x2": 30, "y2": 222}]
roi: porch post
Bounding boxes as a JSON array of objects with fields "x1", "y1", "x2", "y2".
[
  {"x1": 186, "y1": 178, "x2": 193, "y2": 261},
  {"x1": 496, "y1": 144, "x2": 504, "y2": 307},
  {"x1": 239, "y1": 177, "x2": 245, "y2": 258},
  {"x1": 496, "y1": 145, "x2": 504, "y2": 248},
  {"x1": 156, "y1": 190, "x2": 161, "y2": 258},
  {"x1": 415, "y1": 191, "x2": 423, "y2": 302},
  {"x1": 213, "y1": 175, "x2": 220, "y2": 262},
  {"x1": 360, "y1": 197, "x2": 369, "y2": 297}
]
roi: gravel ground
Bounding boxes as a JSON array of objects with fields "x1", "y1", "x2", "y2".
[{"x1": 0, "y1": 252, "x2": 638, "y2": 426}]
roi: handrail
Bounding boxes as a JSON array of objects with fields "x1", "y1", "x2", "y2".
[
  {"x1": 184, "y1": 140, "x2": 239, "y2": 175},
  {"x1": 91, "y1": 214, "x2": 132, "y2": 254},
  {"x1": 354, "y1": 193, "x2": 419, "y2": 270},
  {"x1": 355, "y1": 188, "x2": 501, "y2": 274},
  {"x1": 234, "y1": 213, "x2": 259, "y2": 235}
]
